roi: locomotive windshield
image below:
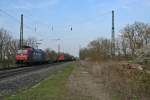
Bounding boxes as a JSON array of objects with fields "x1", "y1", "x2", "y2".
[{"x1": 17, "y1": 50, "x2": 28, "y2": 55}]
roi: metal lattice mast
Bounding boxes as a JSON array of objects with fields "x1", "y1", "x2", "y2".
[
  {"x1": 20, "y1": 14, "x2": 23, "y2": 49},
  {"x1": 111, "y1": 10, "x2": 115, "y2": 57}
]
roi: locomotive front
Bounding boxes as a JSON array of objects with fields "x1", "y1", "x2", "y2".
[{"x1": 16, "y1": 48, "x2": 32, "y2": 64}]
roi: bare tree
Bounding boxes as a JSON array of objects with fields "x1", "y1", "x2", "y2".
[
  {"x1": 80, "y1": 38, "x2": 111, "y2": 61},
  {"x1": 0, "y1": 28, "x2": 18, "y2": 67},
  {"x1": 24, "y1": 37, "x2": 38, "y2": 48},
  {"x1": 121, "y1": 22, "x2": 150, "y2": 57}
]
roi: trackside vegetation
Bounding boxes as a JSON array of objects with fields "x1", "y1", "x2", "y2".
[
  {"x1": 5, "y1": 63, "x2": 76, "y2": 100},
  {"x1": 80, "y1": 22, "x2": 150, "y2": 64},
  {"x1": 79, "y1": 22, "x2": 150, "y2": 100}
]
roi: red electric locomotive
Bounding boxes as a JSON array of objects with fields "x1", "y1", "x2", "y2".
[
  {"x1": 57, "y1": 54, "x2": 65, "y2": 62},
  {"x1": 16, "y1": 46, "x2": 32, "y2": 64},
  {"x1": 16, "y1": 46, "x2": 49, "y2": 65}
]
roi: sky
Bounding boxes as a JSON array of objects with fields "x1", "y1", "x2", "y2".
[{"x1": 0, "y1": 0, "x2": 150, "y2": 56}]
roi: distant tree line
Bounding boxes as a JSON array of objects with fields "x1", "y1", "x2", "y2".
[{"x1": 80, "y1": 22, "x2": 150, "y2": 61}]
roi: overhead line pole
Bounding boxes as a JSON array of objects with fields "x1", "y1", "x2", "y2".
[
  {"x1": 20, "y1": 14, "x2": 23, "y2": 49},
  {"x1": 111, "y1": 10, "x2": 115, "y2": 57}
]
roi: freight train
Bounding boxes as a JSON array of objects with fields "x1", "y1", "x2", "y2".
[{"x1": 16, "y1": 46, "x2": 75, "y2": 65}]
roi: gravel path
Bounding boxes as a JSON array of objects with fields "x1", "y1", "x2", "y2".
[
  {"x1": 67, "y1": 62, "x2": 110, "y2": 100},
  {"x1": 0, "y1": 62, "x2": 71, "y2": 99}
]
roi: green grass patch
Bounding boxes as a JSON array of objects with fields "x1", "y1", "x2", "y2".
[{"x1": 5, "y1": 62, "x2": 76, "y2": 100}]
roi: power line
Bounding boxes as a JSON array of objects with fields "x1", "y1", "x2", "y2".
[
  {"x1": 0, "y1": 9, "x2": 48, "y2": 40},
  {"x1": 23, "y1": 15, "x2": 52, "y2": 30},
  {"x1": 21, "y1": 10, "x2": 112, "y2": 32},
  {"x1": 0, "y1": 9, "x2": 34, "y2": 32}
]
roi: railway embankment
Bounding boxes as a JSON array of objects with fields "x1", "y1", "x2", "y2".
[
  {"x1": 4, "y1": 62, "x2": 76, "y2": 100},
  {"x1": 0, "y1": 62, "x2": 72, "y2": 99},
  {"x1": 2, "y1": 61, "x2": 149, "y2": 100}
]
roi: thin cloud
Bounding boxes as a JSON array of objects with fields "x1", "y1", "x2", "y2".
[
  {"x1": 117, "y1": 0, "x2": 150, "y2": 11},
  {"x1": 13, "y1": 0, "x2": 60, "y2": 10},
  {"x1": 117, "y1": 0, "x2": 139, "y2": 10},
  {"x1": 143, "y1": 0, "x2": 150, "y2": 7}
]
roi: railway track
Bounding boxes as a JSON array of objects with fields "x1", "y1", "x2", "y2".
[
  {"x1": 0, "y1": 62, "x2": 72, "y2": 98},
  {"x1": 0, "y1": 62, "x2": 65, "y2": 80}
]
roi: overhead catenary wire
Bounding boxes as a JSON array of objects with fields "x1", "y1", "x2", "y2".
[
  {"x1": 0, "y1": 9, "x2": 46, "y2": 39},
  {"x1": 0, "y1": 9, "x2": 34, "y2": 32},
  {"x1": 19, "y1": 9, "x2": 112, "y2": 33},
  {"x1": 0, "y1": 8, "x2": 113, "y2": 41}
]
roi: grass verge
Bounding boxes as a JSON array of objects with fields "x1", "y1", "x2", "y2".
[{"x1": 4, "y1": 62, "x2": 75, "y2": 100}]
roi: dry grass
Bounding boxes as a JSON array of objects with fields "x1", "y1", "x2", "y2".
[
  {"x1": 81, "y1": 61, "x2": 150, "y2": 100},
  {"x1": 67, "y1": 62, "x2": 110, "y2": 100}
]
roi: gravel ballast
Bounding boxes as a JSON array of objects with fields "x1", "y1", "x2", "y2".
[{"x1": 0, "y1": 62, "x2": 71, "y2": 99}]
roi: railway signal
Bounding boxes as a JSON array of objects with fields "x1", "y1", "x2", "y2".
[{"x1": 70, "y1": 27, "x2": 72, "y2": 31}]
